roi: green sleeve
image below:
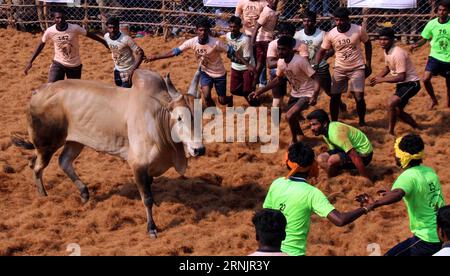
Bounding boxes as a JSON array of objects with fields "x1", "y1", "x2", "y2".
[
  {"x1": 392, "y1": 171, "x2": 415, "y2": 195},
  {"x1": 421, "y1": 20, "x2": 433, "y2": 40},
  {"x1": 310, "y1": 187, "x2": 335, "y2": 218},
  {"x1": 263, "y1": 185, "x2": 274, "y2": 209}
]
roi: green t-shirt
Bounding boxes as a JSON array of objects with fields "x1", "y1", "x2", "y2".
[
  {"x1": 324, "y1": 121, "x2": 373, "y2": 156},
  {"x1": 392, "y1": 165, "x2": 446, "y2": 243},
  {"x1": 263, "y1": 177, "x2": 335, "y2": 256},
  {"x1": 421, "y1": 18, "x2": 450, "y2": 63}
]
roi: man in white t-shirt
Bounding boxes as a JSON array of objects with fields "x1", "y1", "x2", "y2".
[
  {"x1": 370, "y1": 28, "x2": 421, "y2": 135},
  {"x1": 146, "y1": 17, "x2": 232, "y2": 107},
  {"x1": 104, "y1": 17, "x2": 144, "y2": 88},
  {"x1": 250, "y1": 36, "x2": 320, "y2": 144},
  {"x1": 434, "y1": 205, "x2": 450, "y2": 256},
  {"x1": 24, "y1": 8, "x2": 108, "y2": 82},
  {"x1": 315, "y1": 7, "x2": 372, "y2": 126}
]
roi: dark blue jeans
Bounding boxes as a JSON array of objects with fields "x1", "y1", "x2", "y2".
[{"x1": 385, "y1": 235, "x2": 442, "y2": 256}]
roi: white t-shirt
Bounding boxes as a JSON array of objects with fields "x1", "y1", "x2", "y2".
[
  {"x1": 294, "y1": 28, "x2": 328, "y2": 68},
  {"x1": 276, "y1": 54, "x2": 316, "y2": 98},
  {"x1": 42, "y1": 23, "x2": 87, "y2": 67},
  {"x1": 178, "y1": 36, "x2": 228, "y2": 78},
  {"x1": 226, "y1": 32, "x2": 252, "y2": 71},
  {"x1": 104, "y1": 32, "x2": 141, "y2": 72}
]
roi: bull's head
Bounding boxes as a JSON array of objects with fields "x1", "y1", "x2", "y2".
[{"x1": 165, "y1": 73, "x2": 205, "y2": 158}]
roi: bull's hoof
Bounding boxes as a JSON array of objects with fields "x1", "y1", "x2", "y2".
[{"x1": 148, "y1": 229, "x2": 158, "y2": 239}]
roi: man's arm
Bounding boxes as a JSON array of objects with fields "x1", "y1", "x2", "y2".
[
  {"x1": 369, "y1": 66, "x2": 400, "y2": 86},
  {"x1": 314, "y1": 48, "x2": 327, "y2": 68},
  {"x1": 145, "y1": 49, "x2": 180, "y2": 62},
  {"x1": 251, "y1": 23, "x2": 262, "y2": 47},
  {"x1": 323, "y1": 48, "x2": 335, "y2": 61},
  {"x1": 410, "y1": 38, "x2": 428, "y2": 53},
  {"x1": 370, "y1": 189, "x2": 405, "y2": 210},
  {"x1": 249, "y1": 76, "x2": 280, "y2": 99},
  {"x1": 267, "y1": 57, "x2": 278, "y2": 69},
  {"x1": 348, "y1": 148, "x2": 369, "y2": 179},
  {"x1": 327, "y1": 208, "x2": 368, "y2": 227},
  {"x1": 86, "y1": 31, "x2": 109, "y2": 49},
  {"x1": 364, "y1": 40, "x2": 372, "y2": 78},
  {"x1": 309, "y1": 74, "x2": 320, "y2": 106},
  {"x1": 24, "y1": 41, "x2": 45, "y2": 75},
  {"x1": 130, "y1": 47, "x2": 145, "y2": 72}
]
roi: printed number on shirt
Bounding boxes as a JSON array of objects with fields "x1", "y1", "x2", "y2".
[{"x1": 279, "y1": 203, "x2": 286, "y2": 212}]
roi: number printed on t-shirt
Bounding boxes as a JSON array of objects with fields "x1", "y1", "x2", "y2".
[{"x1": 279, "y1": 203, "x2": 286, "y2": 212}]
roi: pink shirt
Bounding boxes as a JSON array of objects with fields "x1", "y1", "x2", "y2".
[
  {"x1": 276, "y1": 54, "x2": 316, "y2": 98},
  {"x1": 178, "y1": 36, "x2": 228, "y2": 78},
  {"x1": 321, "y1": 24, "x2": 369, "y2": 70},
  {"x1": 248, "y1": 251, "x2": 289, "y2": 256},
  {"x1": 256, "y1": 6, "x2": 278, "y2": 42},
  {"x1": 42, "y1": 23, "x2": 87, "y2": 67},
  {"x1": 267, "y1": 38, "x2": 309, "y2": 59},
  {"x1": 235, "y1": 0, "x2": 268, "y2": 36},
  {"x1": 384, "y1": 45, "x2": 420, "y2": 83}
]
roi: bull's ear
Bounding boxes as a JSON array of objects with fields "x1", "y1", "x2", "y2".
[{"x1": 165, "y1": 73, "x2": 182, "y2": 100}]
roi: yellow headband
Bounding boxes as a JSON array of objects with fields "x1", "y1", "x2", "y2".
[
  {"x1": 394, "y1": 136, "x2": 424, "y2": 169},
  {"x1": 284, "y1": 152, "x2": 319, "y2": 179}
]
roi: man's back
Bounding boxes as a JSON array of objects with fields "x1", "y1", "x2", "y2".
[{"x1": 263, "y1": 177, "x2": 335, "y2": 255}]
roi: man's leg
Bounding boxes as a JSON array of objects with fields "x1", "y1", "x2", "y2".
[
  {"x1": 353, "y1": 91, "x2": 366, "y2": 126},
  {"x1": 66, "y1": 64, "x2": 82, "y2": 80},
  {"x1": 388, "y1": 95, "x2": 401, "y2": 135},
  {"x1": 423, "y1": 71, "x2": 438, "y2": 109},
  {"x1": 446, "y1": 76, "x2": 450, "y2": 107},
  {"x1": 114, "y1": 70, "x2": 123, "y2": 87},
  {"x1": 230, "y1": 68, "x2": 243, "y2": 97},
  {"x1": 243, "y1": 69, "x2": 259, "y2": 106},
  {"x1": 214, "y1": 74, "x2": 232, "y2": 107},
  {"x1": 285, "y1": 97, "x2": 309, "y2": 144},
  {"x1": 330, "y1": 68, "x2": 348, "y2": 121},
  {"x1": 48, "y1": 61, "x2": 66, "y2": 83},
  {"x1": 319, "y1": 66, "x2": 346, "y2": 112}
]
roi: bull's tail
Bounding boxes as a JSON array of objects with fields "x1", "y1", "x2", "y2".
[{"x1": 11, "y1": 133, "x2": 35, "y2": 150}]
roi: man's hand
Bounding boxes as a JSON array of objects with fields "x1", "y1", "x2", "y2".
[
  {"x1": 144, "y1": 55, "x2": 156, "y2": 63},
  {"x1": 24, "y1": 62, "x2": 32, "y2": 75},
  {"x1": 369, "y1": 76, "x2": 383, "y2": 87},
  {"x1": 364, "y1": 64, "x2": 372, "y2": 79},
  {"x1": 410, "y1": 43, "x2": 419, "y2": 53},
  {"x1": 309, "y1": 96, "x2": 318, "y2": 106},
  {"x1": 248, "y1": 91, "x2": 258, "y2": 100}
]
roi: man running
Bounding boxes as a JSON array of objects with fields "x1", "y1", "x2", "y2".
[
  {"x1": 315, "y1": 7, "x2": 372, "y2": 125},
  {"x1": 359, "y1": 134, "x2": 445, "y2": 256},
  {"x1": 370, "y1": 28, "x2": 421, "y2": 135},
  {"x1": 104, "y1": 17, "x2": 144, "y2": 88},
  {"x1": 263, "y1": 142, "x2": 372, "y2": 256},
  {"x1": 410, "y1": 1, "x2": 450, "y2": 109},
  {"x1": 24, "y1": 8, "x2": 108, "y2": 82},
  {"x1": 307, "y1": 109, "x2": 373, "y2": 179},
  {"x1": 146, "y1": 17, "x2": 232, "y2": 107},
  {"x1": 250, "y1": 36, "x2": 320, "y2": 144}
]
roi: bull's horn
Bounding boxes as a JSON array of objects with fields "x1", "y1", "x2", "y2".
[
  {"x1": 187, "y1": 69, "x2": 201, "y2": 99},
  {"x1": 165, "y1": 73, "x2": 181, "y2": 100}
]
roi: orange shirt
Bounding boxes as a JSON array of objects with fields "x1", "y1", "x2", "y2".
[{"x1": 384, "y1": 45, "x2": 420, "y2": 83}]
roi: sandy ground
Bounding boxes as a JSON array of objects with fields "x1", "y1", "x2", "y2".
[{"x1": 0, "y1": 28, "x2": 449, "y2": 256}]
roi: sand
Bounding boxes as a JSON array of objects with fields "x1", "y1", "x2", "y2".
[{"x1": 0, "y1": 28, "x2": 449, "y2": 256}]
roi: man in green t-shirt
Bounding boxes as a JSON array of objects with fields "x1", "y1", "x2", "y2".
[
  {"x1": 306, "y1": 109, "x2": 373, "y2": 179},
  {"x1": 359, "y1": 134, "x2": 445, "y2": 256},
  {"x1": 411, "y1": 1, "x2": 450, "y2": 109},
  {"x1": 263, "y1": 142, "x2": 371, "y2": 256}
]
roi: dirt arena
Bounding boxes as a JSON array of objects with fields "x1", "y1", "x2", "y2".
[{"x1": 0, "y1": 27, "x2": 449, "y2": 256}]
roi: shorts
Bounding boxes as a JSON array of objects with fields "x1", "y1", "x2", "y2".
[
  {"x1": 286, "y1": 96, "x2": 310, "y2": 111},
  {"x1": 200, "y1": 71, "x2": 227, "y2": 97},
  {"x1": 328, "y1": 148, "x2": 373, "y2": 170},
  {"x1": 230, "y1": 68, "x2": 253, "y2": 96},
  {"x1": 331, "y1": 67, "x2": 365, "y2": 94},
  {"x1": 395, "y1": 81, "x2": 420, "y2": 108},
  {"x1": 425, "y1": 56, "x2": 450, "y2": 77},
  {"x1": 114, "y1": 69, "x2": 132, "y2": 88},
  {"x1": 48, "y1": 60, "x2": 82, "y2": 83},
  {"x1": 385, "y1": 235, "x2": 442, "y2": 256},
  {"x1": 255, "y1": 41, "x2": 269, "y2": 67},
  {"x1": 270, "y1": 68, "x2": 287, "y2": 98}
]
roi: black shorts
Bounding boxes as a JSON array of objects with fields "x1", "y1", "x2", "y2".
[
  {"x1": 395, "y1": 81, "x2": 421, "y2": 108},
  {"x1": 425, "y1": 56, "x2": 450, "y2": 77},
  {"x1": 286, "y1": 96, "x2": 310, "y2": 111},
  {"x1": 328, "y1": 149, "x2": 373, "y2": 170},
  {"x1": 48, "y1": 61, "x2": 82, "y2": 83}
]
